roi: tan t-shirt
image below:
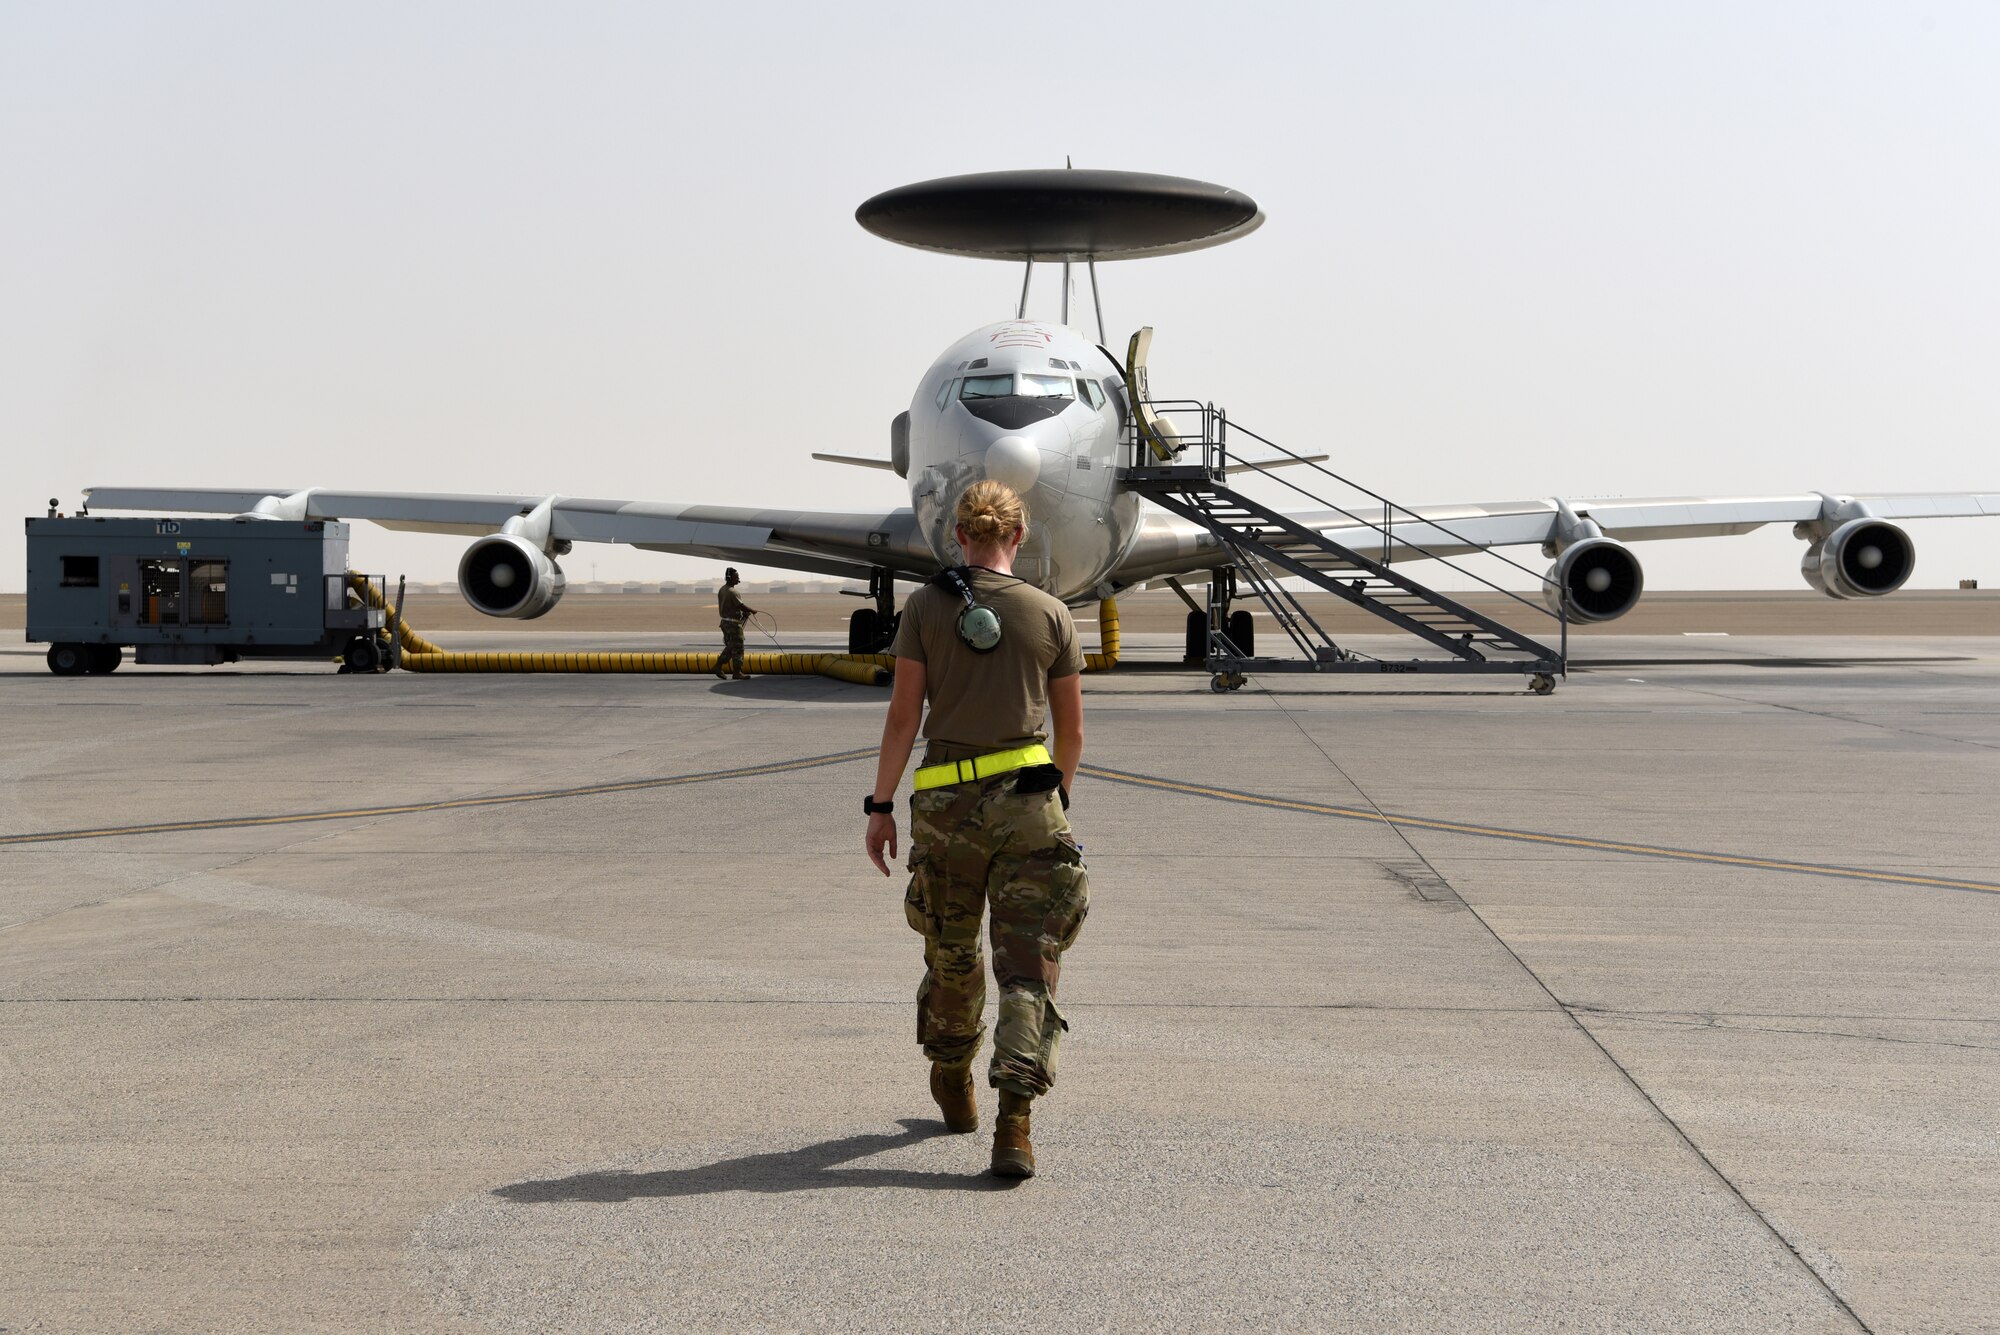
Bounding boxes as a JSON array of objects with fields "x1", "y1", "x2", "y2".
[
  {"x1": 891, "y1": 568, "x2": 1083, "y2": 755},
  {"x1": 717, "y1": 585, "x2": 749, "y2": 626}
]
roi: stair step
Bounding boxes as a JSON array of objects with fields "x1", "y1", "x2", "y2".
[{"x1": 1144, "y1": 473, "x2": 1564, "y2": 670}]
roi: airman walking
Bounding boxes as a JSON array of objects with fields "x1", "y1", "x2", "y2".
[{"x1": 865, "y1": 480, "x2": 1089, "y2": 1178}]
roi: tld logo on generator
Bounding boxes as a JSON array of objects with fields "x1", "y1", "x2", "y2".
[{"x1": 155, "y1": 521, "x2": 181, "y2": 535}]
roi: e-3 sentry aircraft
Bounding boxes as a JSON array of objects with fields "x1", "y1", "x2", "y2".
[{"x1": 87, "y1": 170, "x2": 1999, "y2": 659}]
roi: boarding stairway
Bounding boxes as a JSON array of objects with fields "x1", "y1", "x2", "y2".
[{"x1": 1120, "y1": 400, "x2": 1567, "y2": 690}]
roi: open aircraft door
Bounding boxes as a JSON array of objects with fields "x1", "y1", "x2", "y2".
[{"x1": 1126, "y1": 327, "x2": 1184, "y2": 461}]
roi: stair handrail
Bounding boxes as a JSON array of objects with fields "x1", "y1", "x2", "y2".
[{"x1": 1127, "y1": 399, "x2": 1559, "y2": 626}]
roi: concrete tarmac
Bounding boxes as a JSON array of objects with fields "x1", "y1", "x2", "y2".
[{"x1": 2, "y1": 629, "x2": 1997, "y2": 1333}]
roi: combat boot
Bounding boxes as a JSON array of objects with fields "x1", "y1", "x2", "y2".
[
  {"x1": 930, "y1": 1062, "x2": 977, "y2": 1134},
  {"x1": 991, "y1": 1091, "x2": 1034, "y2": 1178}
]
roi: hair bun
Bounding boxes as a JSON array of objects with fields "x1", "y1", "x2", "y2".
[{"x1": 954, "y1": 480, "x2": 1028, "y2": 548}]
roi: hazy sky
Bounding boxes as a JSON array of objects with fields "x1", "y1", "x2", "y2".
[{"x1": 4, "y1": 2, "x2": 1996, "y2": 594}]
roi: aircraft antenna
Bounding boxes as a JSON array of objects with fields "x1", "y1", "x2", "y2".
[
  {"x1": 1017, "y1": 260, "x2": 1034, "y2": 319},
  {"x1": 1062, "y1": 156, "x2": 1074, "y2": 328},
  {"x1": 1088, "y1": 258, "x2": 1106, "y2": 344}
]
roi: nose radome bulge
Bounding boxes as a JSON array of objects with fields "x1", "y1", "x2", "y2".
[{"x1": 982, "y1": 435, "x2": 1042, "y2": 493}]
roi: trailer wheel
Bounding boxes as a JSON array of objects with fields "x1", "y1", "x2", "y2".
[
  {"x1": 342, "y1": 637, "x2": 383, "y2": 673},
  {"x1": 48, "y1": 644, "x2": 88, "y2": 676},
  {"x1": 88, "y1": 645, "x2": 123, "y2": 674}
]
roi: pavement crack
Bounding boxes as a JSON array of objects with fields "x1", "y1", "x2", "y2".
[
  {"x1": 1259, "y1": 691, "x2": 1875, "y2": 1334},
  {"x1": 1637, "y1": 678, "x2": 1999, "y2": 752},
  {"x1": 1578, "y1": 1010, "x2": 2000, "y2": 1054}
]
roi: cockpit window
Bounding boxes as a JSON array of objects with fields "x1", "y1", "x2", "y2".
[
  {"x1": 959, "y1": 375, "x2": 1015, "y2": 400},
  {"x1": 1079, "y1": 379, "x2": 1105, "y2": 410},
  {"x1": 1017, "y1": 373, "x2": 1074, "y2": 400},
  {"x1": 935, "y1": 378, "x2": 956, "y2": 409}
]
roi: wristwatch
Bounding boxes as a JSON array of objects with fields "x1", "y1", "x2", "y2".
[{"x1": 863, "y1": 795, "x2": 894, "y2": 815}]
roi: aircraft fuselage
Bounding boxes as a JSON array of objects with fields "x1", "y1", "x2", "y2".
[{"x1": 905, "y1": 321, "x2": 1144, "y2": 603}]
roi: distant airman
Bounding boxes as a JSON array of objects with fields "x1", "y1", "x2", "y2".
[{"x1": 715, "y1": 567, "x2": 757, "y2": 680}]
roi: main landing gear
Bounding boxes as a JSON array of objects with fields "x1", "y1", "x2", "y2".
[
  {"x1": 846, "y1": 568, "x2": 901, "y2": 654},
  {"x1": 1185, "y1": 567, "x2": 1253, "y2": 689},
  {"x1": 1183, "y1": 608, "x2": 1255, "y2": 662}
]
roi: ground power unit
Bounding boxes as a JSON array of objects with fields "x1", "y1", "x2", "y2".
[{"x1": 25, "y1": 515, "x2": 389, "y2": 674}]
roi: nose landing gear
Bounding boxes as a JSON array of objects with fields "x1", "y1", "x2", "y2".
[{"x1": 845, "y1": 568, "x2": 901, "y2": 654}]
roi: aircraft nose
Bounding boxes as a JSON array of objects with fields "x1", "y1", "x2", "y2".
[{"x1": 982, "y1": 434, "x2": 1043, "y2": 493}]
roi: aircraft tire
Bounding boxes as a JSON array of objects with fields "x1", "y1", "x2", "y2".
[
  {"x1": 1228, "y1": 609, "x2": 1255, "y2": 657},
  {"x1": 848, "y1": 609, "x2": 879, "y2": 656},
  {"x1": 1184, "y1": 610, "x2": 1206, "y2": 663}
]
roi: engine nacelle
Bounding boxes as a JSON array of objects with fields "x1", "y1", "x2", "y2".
[
  {"x1": 1542, "y1": 537, "x2": 1644, "y2": 623},
  {"x1": 1802, "y1": 518, "x2": 1913, "y2": 599},
  {"x1": 458, "y1": 534, "x2": 566, "y2": 619},
  {"x1": 890, "y1": 411, "x2": 911, "y2": 478}
]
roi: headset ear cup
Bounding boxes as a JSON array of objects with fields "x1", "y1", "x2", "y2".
[{"x1": 957, "y1": 604, "x2": 1004, "y2": 653}]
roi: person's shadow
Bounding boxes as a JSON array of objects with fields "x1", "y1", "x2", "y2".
[{"x1": 493, "y1": 1119, "x2": 1015, "y2": 1202}]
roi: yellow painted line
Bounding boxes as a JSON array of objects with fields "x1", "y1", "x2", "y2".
[
  {"x1": 1080, "y1": 765, "x2": 2000, "y2": 897},
  {"x1": 0, "y1": 748, "x2": 877, "y2": 848}
]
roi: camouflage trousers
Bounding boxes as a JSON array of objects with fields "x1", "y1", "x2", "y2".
[
  {"x1": 717, "y1": 622, "x2": 746, "y2": 673},
  {"x1": 904, "y1": 767, "x2": 1089, "y2": 1099}
]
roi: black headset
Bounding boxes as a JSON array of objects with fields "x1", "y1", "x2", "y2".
[{"x1": 932, "y1": 566, "x2": 1009, "y2": 653}]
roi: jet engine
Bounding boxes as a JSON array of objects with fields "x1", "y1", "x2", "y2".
[
  {"x1": 1542, "y1": 538, "x2": 1644, "y2": 623},
  {"x1": 1801, "y1": 518, "x2": 1913, "y2": 599},
  {"x1": 458, "y1": 534, "x2": 567, "y2": 619}
]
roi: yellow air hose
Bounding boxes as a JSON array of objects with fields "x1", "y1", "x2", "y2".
[
  {"x1": 1083, "y1": 596, "x2": 1120, "y2": 671},
  {"x1": 344, "y1": 574, "x2": 892, "y2": 683},
  {"x1": 347, "y1": 576, "x2": 1113, "y2": 683}
]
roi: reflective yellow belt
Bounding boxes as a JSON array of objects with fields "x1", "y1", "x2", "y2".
[{"x1": 912, "y1": 744, "x2": 1052, "y2": 792}]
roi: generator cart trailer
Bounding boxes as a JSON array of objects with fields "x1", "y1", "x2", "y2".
[{"x1": 25, "y1": 515, "x2": 389, "y2": 674}]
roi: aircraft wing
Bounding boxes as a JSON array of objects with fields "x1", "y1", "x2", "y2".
[
  {"x1": 81, "y1": 486, "x2": 939, "y2": 583},
  {"x1": 1111, "y1": 491, "x2": 2000, "y2": 584}
]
